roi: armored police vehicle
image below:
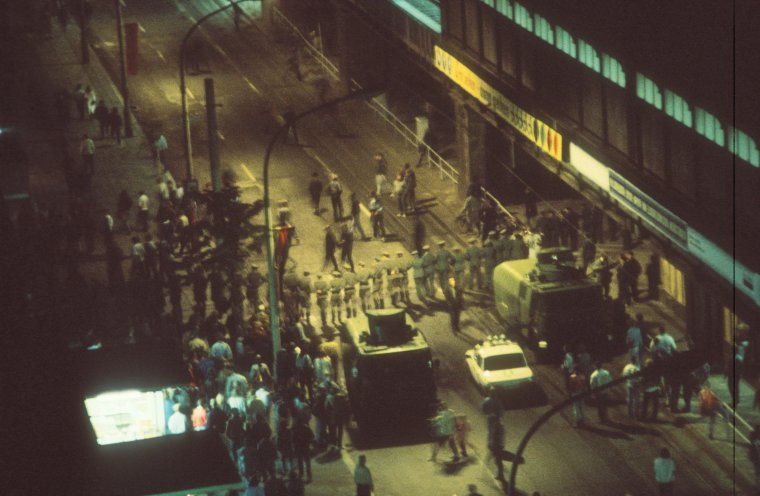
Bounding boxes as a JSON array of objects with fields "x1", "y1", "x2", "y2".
[
  {"x1": 341, "y1": 308, "x2": 437, "y2": 431},
  {"x1": 493, "y1": 248, "x2": 611, "y2": 361}
]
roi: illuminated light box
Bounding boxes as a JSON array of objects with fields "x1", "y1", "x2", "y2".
[{"x1": 85, "y1": 388, "x2": 182, "y2": 445}]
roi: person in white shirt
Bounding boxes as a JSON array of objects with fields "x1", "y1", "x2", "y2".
[
  {"x1": 654, "y1": 447, "x2": 675, "y2": 495},
  {"x1": 622, "y1": 361, "x2": 641, "y2": 420},
  {"x1": 137, "y1": 191, "x2": 150, "y2": 231},
  {"x1": 589, "y1": 362, "x2": 613, "y2": 423},
  {"x1": 314, "y1": 352, "x2": 333, "y2": 387},
  {"x1": 167, "y1": 404, "x2": 188, "y2": 434}
]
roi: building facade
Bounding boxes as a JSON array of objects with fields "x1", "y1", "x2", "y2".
[{"x1": 296, "y1": 0, "x2": 760, "y2": 371}]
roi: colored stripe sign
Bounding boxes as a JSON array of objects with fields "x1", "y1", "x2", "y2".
[{"x1": 434, "y1": 45, "x2": 562, "y2": 161}]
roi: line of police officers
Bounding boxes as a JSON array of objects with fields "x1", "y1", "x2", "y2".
[{"x1": 246, "y1": 226, "x2": 532, "y2": 329}]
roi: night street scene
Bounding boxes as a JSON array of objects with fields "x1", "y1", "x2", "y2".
[{"x1": 3, "y1": 0, "x2": 760, "y2": 495}]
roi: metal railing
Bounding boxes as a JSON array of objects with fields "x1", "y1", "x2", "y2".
[{"x1": 271, "y1": 7, "x2": 460, "y2": 184}]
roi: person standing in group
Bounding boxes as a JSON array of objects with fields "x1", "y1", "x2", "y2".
[
  {"x1": 349, "y1": 192, "x2": 368, "y2": 240},
  {"x1": 353, "y1": 455, "x2": 374, "y2": 496},
  {"x1": 460, "y1": 194, "x2": 481, "y2": 234},
  {"x1": 80, "y1": 133, "x2": 95, "y2": 176},
  {"x1": 326, "y1": 174, "x2": 343, "y2": 221},
  {"x1": 421, "y1": 245, "x2": 436, "y2": 298},
  {"x1": 339, "y1": 222, "x2": 355, "y2": 272},
  {"x1": 479, "y1": 199, "x2": 497, "y2": 244},
  {"x1": 74, "y1": 84, "x2": 86, "y2": 120},
  {"x1": 622, "y1": 360, "x2": 641, "y2": 421},
  {"x1": 322, "y1": 225, "x2": 339, "y2": 272},
  {"x1": 94, "y1": 100, "x2": 109, "y2": 139},
  {"x1": 410, "y1": 250, "x2": 427, "y2": 303},
  {"x1": 698, "y1": 382, "x2": 728, "y2": 440},
  {"x1": 624, "y1": 251, "x2": 642, "y2": 302},
  {"x1": 640, "y1": 358, "x2": 662, "y2": 422},
  {"x1": 653, "y1": 448, "x2": 675, "y2": 496},
  {"x1": 465, "y1": 238, "x2": 482, "y2": 290},
  {"x1": 581, "y1": 239, "x2": 596, "y2": 273},
  {"x1": 109, "y1": 107, "x2": 123, "y2": 145},
  {"x1": 402, "y1": 164, "x2": 417, "y2": 214},
  {"x1": 392, "y1": 173, "x2": 407, "y2": 216},
  {"x1": 373, "y1": 152, "x2": 388, "y2": 197},
  {"x1": 136, "y1": 190, "x2": 150, "y2": 232},
  {"x1": 590, "y1": 362, "x2": 613, "y2": 423},
  {"x1": 368, "y1": 192, "x2": 385, "y2": 241},
  {"x1": 567, "y1": 369, "x2": 586, "y2": 427},
  {"x1": 445, "y1": 271, "x2": 464, "y2": 333},
  {"x1": 646, "y1": 253, "x2": 661, "y2": 300},
  {"x1": 430, "y1": 402, "x2": 458, "y2": 462},
  {"x1": 308, "y1": 172, "x2": 323, "y2": 215},
  {"x1": 626, "y1": 313, "x2": 645, "y2": 366},
  {"x1": 84, "y1": 85, "x2": 97, "y2": 118}
]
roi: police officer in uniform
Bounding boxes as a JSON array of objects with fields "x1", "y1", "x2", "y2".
[
  {"x1": 356, "y1": 261, "x2": 372, "y2": 313},
  {"x1": 329, "y1": 271, "x2": 344, "y2": 325},
  {"x1": 482, "y1": 232, "x2": 497, "y2": 289},
  {"x1": 409, "y1": 250, "x2": 427, "y2": 303},
  {"x1": 466, "y1": 239, "x2": 482, "y2": 290},
  {"x1": 388, "y1": 253, "x2": 403, "y2": 306},
  {"x1": 435, "y1": 240, "x2": 453, "y2": 296},
  {"x1": 298, "y1": 271, "x2": 312, "y2": 321},
  {"x1": 313, "y1": 273, "x2": 329, "y2": 328},
  {"x1": 494, "y1": 228, "x2": 508, "y2": 264},
  {"x1": 421, "y1": 245, "x2": 436, "y2": 298},
  {"x1": 342, "y1": 265, "x2": 358, "y2": 318},
  {"x1": 372, "y1": 256, "x2": 386, "y2": 309},
  {"x1": 396, "y1": 251, "x2": 410, "y2": 304},
  {"x1": 452, "y1": 246, "x2": 466, "y2": 291}
]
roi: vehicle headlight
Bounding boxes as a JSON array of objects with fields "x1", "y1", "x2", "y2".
[{"x1": 538, "y1": 340, "x2": 548, "y2": 349}]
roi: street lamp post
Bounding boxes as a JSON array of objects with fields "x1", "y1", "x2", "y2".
[
  {"x1": 505, "y1": 351, "x2": 704, "y2": 496},
  {"x1": 114, "y1": 0, "x2": 133, "y2": 138},
  {"x1": 262, "y1": 88, "x2": 372, "y2": 381},
  {"x1": 179, "y1": 0, "x2": 251, "y2": 182}
]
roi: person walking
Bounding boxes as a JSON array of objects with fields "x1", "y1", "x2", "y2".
[
  {"x1": 581, "y1": 239, "x2": 596, "y2": 273},
  {"x1": 308, "y1": 172, "x2": 323, "y2": 215},
  {"x1": 339, "y1": 222, "x2": 355, "y2": 272},
  {"x1": 154, "y1": 133, "x2": 169, "y2": 170},
  {"x1": 322, "y1": 225, "x2": 339, "y2": 272},
  {"x1": 479, "y1": 199, "x2": 497, "y2": 244},
  {"x1": 354, "y1": 455, "x2": 374, "y2": 496},
  {"x1": 80, "y1": 133, "x2": 95, "y2": 176},
  {"x1": 349, "y1": 192, "x2": 368, "y2": 240},
  {"x1": 410, "y1": 250, "x2": 427, "y2": 303},
  {"x1": 626, "y1": 313, "x2": 645, "y2": 366},
  {"x1": 109, "y1": 107, "x2": 123, "y2": 145},
  {"x1": 368, "y1": 193, "x2": 385, "y2": 241},
  {"x1": 402, "y1": 164, "x2": 417, "y2": 214},
  {"x1": 653, "y1": 448, "x2": 675, "y2": 496},
  {"x1": 430, "y1": 402, "x2": 458, "y2": 462},
  {"x1": 373, "y1": 152, "x2": 388, "y2": 197},
  {"x1": 445, "y1": 273, "x2": 464, "y2": 333},
  {"x1": 487, "y1": 414, "x2": 506, "y2": 480},
  {"x1": 640, "y1": 358, "x2": 662, "y2": 421},
  {"x1": 589, "y1": 362, "x2": 612, "y2": 423},
  {"x1": 94, "y1": 100, "x2": 109, "y2": 138},
  {"x1": 325, "y1": 174, "x2": 343, "y2": 221},
  {"x1": 292, "y1": 421, "x2": 313, "y2": 482},
  {"x1": 421, "y1": 245, "x2": 436, "y2": 298}
]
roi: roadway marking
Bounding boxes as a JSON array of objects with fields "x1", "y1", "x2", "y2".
[
  {"x1": 138, "y1": 23, "x2": 146, "y2": 33},
  {"x1": 243, "y1": 76, "x2": 259, "y2": 93},
  {"x1": 217, "y1": 130, "x2": 225, "y2": 141},
  {"x1": 239, "y1": 162, "x2": 259, "y2": 183},
  {"x1": 187, "y1": 88, "x2": 195, "y2": 100},
  {"x1": 155, "y1": 49, "x2": 166, "y2": 63}
]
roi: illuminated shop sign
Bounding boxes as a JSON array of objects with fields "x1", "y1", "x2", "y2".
[
  {"x1": 434, "y1": 45, "x2": 562, "y2": 161},
  {"x1": 608, "y1": 170, "x2": 688, "y2": 249},
  {"x1": 568, "y1": 143, "x2": 610, "y2": 191},
  {"x1": 687, "y1": 228, "x2": 760, "y2": 306}
]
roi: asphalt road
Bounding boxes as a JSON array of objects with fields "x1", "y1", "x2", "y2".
[{"x1": 86, "y1": 1, "x2": 748, "y2": 494}]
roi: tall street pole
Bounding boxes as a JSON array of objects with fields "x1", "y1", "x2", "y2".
[
  {"x1": 114, "y1": 0, "x2": 133, "y2": 138},
  {"x1": 263, "y1": 88, "x2": 372, "y2": 381},
  {"x1": 180, "y1": 0, "x2": 251, "y2": 183}
]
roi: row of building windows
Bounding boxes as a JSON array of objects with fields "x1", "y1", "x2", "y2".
[{"x1": 474, "y1": 0, "x2": 759, "y2": 168}]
